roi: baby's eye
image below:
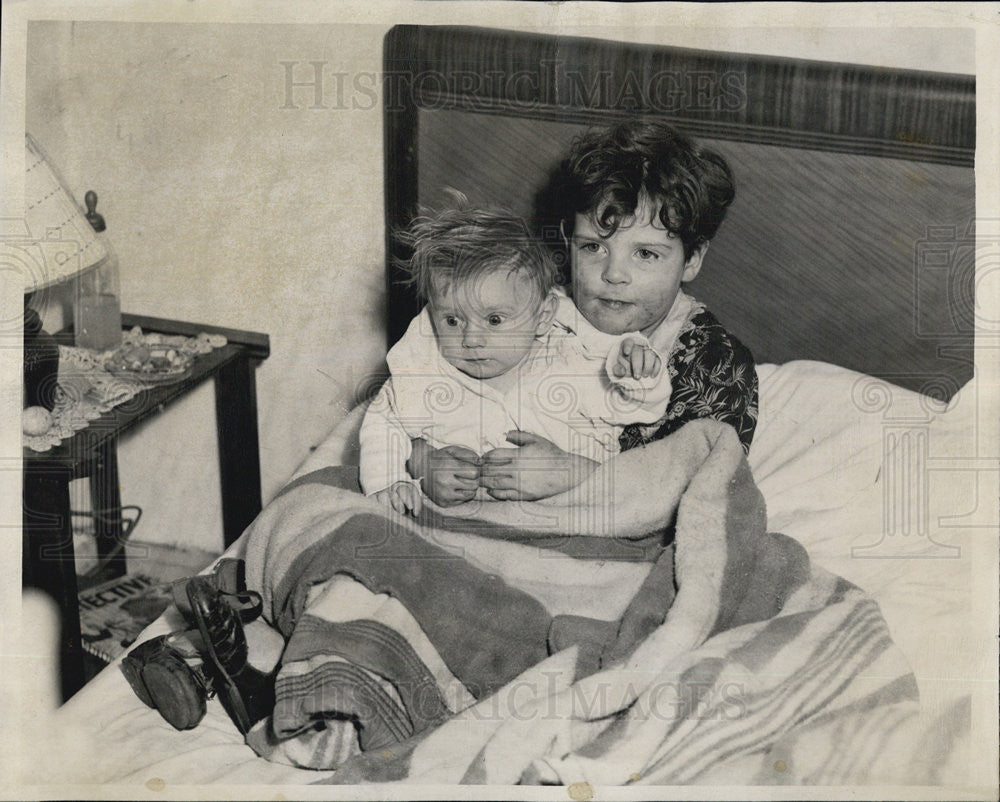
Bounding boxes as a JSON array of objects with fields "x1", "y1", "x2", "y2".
[
  {"x1": 579, "y1": 242, "x2": 601, "y2": 253},
  {"x1": 443, "y1": 315, "x2": 460, "y2": 327},
  {"x1": 636, "y1": 248, "x2": 660, "y2": 261},
  {"x1": 487, "y1": 314, "x2": 504, "y2": 327}
]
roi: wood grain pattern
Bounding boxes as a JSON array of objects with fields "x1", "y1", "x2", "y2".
[
  {"x1": 384, "y1": 45, "x2": 420, "y2": 345},
  {"x1": 386, "y1": 25, "x2": 974, "y2": 165},
  {"x1": 416, "y1": 111, "x2": 974, "y2": 396},
  {"x1": 384, "y1": 26, "x2": 976, "y2": 398}
]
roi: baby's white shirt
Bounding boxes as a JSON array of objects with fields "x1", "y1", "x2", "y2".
[{"x1": 358, "y1": 299, "x2": 677, "y2": 496}]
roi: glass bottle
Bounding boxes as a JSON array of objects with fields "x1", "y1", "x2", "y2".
[{"x1": 75, "y1": 190, "x2": 123, "y2": 351}]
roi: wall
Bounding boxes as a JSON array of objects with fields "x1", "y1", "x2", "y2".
[
  {"x1": 26, "y1": 22, "x2": 389, "y2": 551},
  {"x1": 22, "y1": 13, "x2": 976, "y2": 553}
]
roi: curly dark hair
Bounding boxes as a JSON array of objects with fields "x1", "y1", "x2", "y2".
[
  {"x1": 395, "y1": 206, "x2": 556, "y2": 302},
  {"x1": 544, "y1": 120, "x2": 736, "y2": 260}
]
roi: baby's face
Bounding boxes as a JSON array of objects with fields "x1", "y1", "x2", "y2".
[{"x1": 428, "y1": 269, "x2": 555, "y2": 380}]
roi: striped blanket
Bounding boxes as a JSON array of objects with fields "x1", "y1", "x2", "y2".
[{"x1": 242, "y1": 419, "x2": 963, "y2": 785}]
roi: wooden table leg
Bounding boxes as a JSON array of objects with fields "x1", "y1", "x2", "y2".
[
  {"x1": 214, "y1": 353, "x2": 263, "y2": 548},
  {"x1": 90, "y1": 438, "x2": 127, "y2": 581},
  {"x1": 23, "y1": 469, "x2": 85, "y2": 701}
]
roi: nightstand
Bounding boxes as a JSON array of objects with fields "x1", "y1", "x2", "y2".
[{"x1": 22, "y1": 313, "x2": 270, "y2": 701}]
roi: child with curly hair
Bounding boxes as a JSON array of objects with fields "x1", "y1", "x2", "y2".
[{"x1": 408, "y1": 120, "x2": 758, "y2": 505}]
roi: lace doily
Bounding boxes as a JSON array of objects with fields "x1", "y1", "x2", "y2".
[{"x1": 23, "y1": 327, "x2": 227, "y2": 452}]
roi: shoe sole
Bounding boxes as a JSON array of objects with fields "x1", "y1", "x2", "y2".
[
  {"x1": 142, "y1": 660, "x2": 206, "y2": 730},
  {"x1": 120, "y1": 652, "x2": 155, "y2": 708}
]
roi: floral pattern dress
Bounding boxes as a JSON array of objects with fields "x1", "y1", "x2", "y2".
[{"x1": 618, "y1": 299, "x2": 758, "y2": 455}]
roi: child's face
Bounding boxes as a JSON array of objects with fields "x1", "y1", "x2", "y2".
[
  {"x1": 428, "y1": 268, "x2": 556, "y2": 380},
  {"x1": 570, "y1": 200, "x2": 705, "y2": 337}
]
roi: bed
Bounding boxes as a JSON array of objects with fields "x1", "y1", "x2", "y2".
[{"x1": 43, "y1": 25, "x2": 988, "y2": 793}]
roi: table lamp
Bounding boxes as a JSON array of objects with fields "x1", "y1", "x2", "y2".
[{"x1": 7, "y1": 134, "x2": 111, "y2": 409}]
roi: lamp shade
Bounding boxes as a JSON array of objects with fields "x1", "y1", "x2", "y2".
[
  {"x1": 9, "y1": 133, "x2": 108, "y2": 294},
  {"x1": 8, "y1": 134, "x2": 112, "y2": 411}
]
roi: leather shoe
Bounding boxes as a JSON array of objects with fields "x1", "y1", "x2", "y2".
[
  {"x1": 186, "y1": 576, "x2": 274, "y2": 735},
  {"x1": 172, "y1": 558, "x2": 263, "y2": 625},
  {"x1": 120, "y1": 631, "x2": 212, "y2": 730}
]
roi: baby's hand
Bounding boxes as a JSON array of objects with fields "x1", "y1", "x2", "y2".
[
  {"x1": 408, "y1": 441, "x2": 480, "y2": 506},
  {"x1": 373, "y1": 481, "x2": 423, "y2": 517},
  {"x1": 612, "y1": 337, "x2": 661, "y2": 380}
]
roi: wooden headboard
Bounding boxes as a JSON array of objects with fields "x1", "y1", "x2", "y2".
[{"x1": 383, "y1": 26, "x2": 975, "y2": 399}]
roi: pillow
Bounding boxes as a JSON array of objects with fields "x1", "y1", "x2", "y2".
[{"x1": 753, "y1": 361, "x2": 978, "y2": 720}]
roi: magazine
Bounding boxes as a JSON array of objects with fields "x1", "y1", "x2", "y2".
[{"x1": 78, "y1": 573, "x2": 173, "y2": 663}]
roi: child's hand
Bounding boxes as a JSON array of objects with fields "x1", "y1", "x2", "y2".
[
  {"x1": 481, "y1": 431, "x2": 598, "y2": 501},
  {"x1": 407, "y1": 440, "x2": 480, "y2": 506},
  {"x1": 374, "y1": 481, "x2": 423, "y2": 517},
  {"x1": 612, "y1": 337, "x2": 661, "y2": 380}
]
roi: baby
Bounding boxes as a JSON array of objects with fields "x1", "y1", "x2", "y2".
[{"x1": 359, "y1": 208, "x2": 672, "y2": 515}]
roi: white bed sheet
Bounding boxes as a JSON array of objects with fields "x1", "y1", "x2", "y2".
[
  {"x1": 40, "y1": 360, "x2": 984, "y2": 788},
  {"x1": 752, "y1": 362, "x2": 982, "y2": 729}
]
